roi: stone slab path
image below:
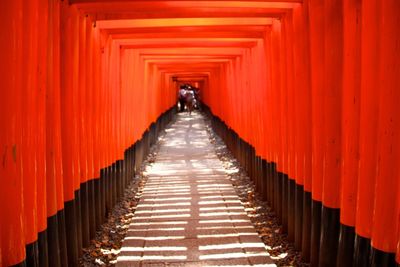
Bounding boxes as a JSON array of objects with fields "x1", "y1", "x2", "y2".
[{"x1": 117, "y1": 112, "x2": 275, "y2": 267}]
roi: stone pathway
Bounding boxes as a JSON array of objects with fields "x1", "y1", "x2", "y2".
[{"x1": 117, "y1": 112, "x2": 275, "y2": 267}]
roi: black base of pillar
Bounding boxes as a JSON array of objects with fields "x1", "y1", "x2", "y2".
[
  {"x1": 261, "y1": 160, "x2": 268, "y2": 201},
  {"x1": 94, "y1": 178, "x2": 101, "y2": 230},
  {"x1": 353, "y1": 234, "x2": 371, "y2": 267},
  {"x1": 274, "y1": 168, "x2": 281, "y2": 221},
  {"x1": 111, "y1": 163, "x2": 117, "y2": 208},
  {"x1": 105, "y1": 166, "x2": 112, "y2": 217},
  {"x1": 276, "y1": 172, "x2": 283, "y2": 223},
  {"x1": 310, "y1": 199, "x2": 322, "y2": 267},
  {"x1": 337, "y1": 224, "x2": 355, "y2": 267},
  {"x1": 370, "y1": 247, "x2": 396, "y2": 267},
  {"x1": 74, "y1": 190, "x2": 83, "y2": 256},
  {"x1": 38, "y1": 229, "x2": 49, "y2": 267},
  {"x1": 294, "y1": 183, "x2": 304, "y2": 250},
  {"x1": 64, "y1": 199, "x2": 79, "y2": 267},
  {"x1": 269, "y1": 162, "x2": 274, "y2": 208},
  {"x1": 302, "y1": 190, "x2": 312, "y2": 262},
  {"x1": 287, "y1": 179, "x2": 296, "y2": 242},
  {"x1": 80, "y1": 182, "x2": 90, "y2": 247},
  {"x1": 87, "y1": 179, "x2": 96, "y2": 238},
  {"x1": 116, "y1": 160, "x2": 123, "y2": 201},
  {"x1": 47, "y1": 213, "x2": 61, "y2": 267},
  {"x1": 25, "y1": 241, "x2": 39, "y2": 267},
  {"x1": 281, "y1": 173, "x2": 289, "y2": 233},
  {"x1": 57, "y1": 209, "x2": 68, "y2": 267},
  {"x1": 100, "y1": 169, "x2": 106, "y2": 224},
  {"x1": 318, "y1": 206, "x2": 340, "y2": 267}
]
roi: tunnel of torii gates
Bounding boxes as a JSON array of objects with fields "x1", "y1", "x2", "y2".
[{"x1": 0, "y1": 0, "x2": 399, "y2": 267}]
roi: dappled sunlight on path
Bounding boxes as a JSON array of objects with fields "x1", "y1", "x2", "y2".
[{"x1": 117, "y1": 112, "x2": 275, "y2": 267}]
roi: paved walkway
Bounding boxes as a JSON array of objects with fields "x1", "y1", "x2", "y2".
[{"x1": 117, "y1": 112, "x2": 275, "y2": 267}]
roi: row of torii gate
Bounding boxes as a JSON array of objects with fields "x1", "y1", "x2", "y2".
[{"x1": 0, "y1": 0, "x2": 399, "y2": 266}]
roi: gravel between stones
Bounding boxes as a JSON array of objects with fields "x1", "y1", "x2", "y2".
[
  {"x1": 79, "y1": 129, "x2": 167, "y2": 267},
  {"x1": 203, "y1": 115, "x2": 309, "y2": 267}
]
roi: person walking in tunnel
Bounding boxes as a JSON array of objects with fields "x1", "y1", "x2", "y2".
[
  {"x1": 185, "y1": 87, "x2": 195, "y2": 115},
  {"x1": 178, "y1": 84, "x2": 187, "y2": 112},
  {"x1": 193, "y1": 86, "x2": 201, "y2": 110}
]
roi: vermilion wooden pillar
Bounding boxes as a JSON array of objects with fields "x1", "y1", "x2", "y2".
[
  {"x1": 271, "y1": 21, "x2": 284, "y2": 225},
  {"x1": 292, "y1": 5, "x2": 304, "y2": 250},
  {"x1": 292, "y1": 2, "x2": 312, "y2": 254},
  {"x1": 85, "y1": 15, "x2": 97, "y2": 239},
  {"x1": 337, "y1": 0, "x2": 361, "y2": 265},
  {"x1": 370, "y1": 1, "x2": 400, "y2": 266},
  {"x1": 92, "y1": 23, "x2": 103, "y2": 231},
  {"x1": 45, "y1": 0, "x2": 63, "y2": 266},
  {"x1": 270, "y1": 44, "x2": 279, "y2": 220},
  {"x1": 49, "y1": 1, "x2": 68, "y2": 265},
  {"x1": 283, "y1": 12, "x2": 296, "y2": 243},
  {"x1": 36, "y1": 1, "x2": 50, "y2": 266},
  {"x1": 21, "y1": 0, "x2": 40, "y2": 265},
  {"x1": 279, "y1": 19, "x2": 289, "y2": 235},
  {"x1": 0, "y1": 1, "x2": 25, "y2": 266},
  {"x1": 71, "y1": 8, "x2": 84, "y2": 255},
  {"x1": 263, "y1": 30, "x2": 274, "y2": 206},
  {"x1": 78, "y1": 13, "x2": 91, "y2": 249},
  {"x1": 293, "y1": 1, "x2": 312, "y2": 259},
  {"x1": 319, "y1": 0, "x2": 343, "y2": 266},
  {"x1": 308, "y1": 1, "x2": 325, "y2": 266},
  {"x1": 60, "y1": 2, "x2": 79, "y2": 265}
]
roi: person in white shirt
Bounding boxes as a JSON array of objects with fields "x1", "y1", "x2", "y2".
[{"x1": 178, "y1": 85, "x2": 187, "y2": 112}]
